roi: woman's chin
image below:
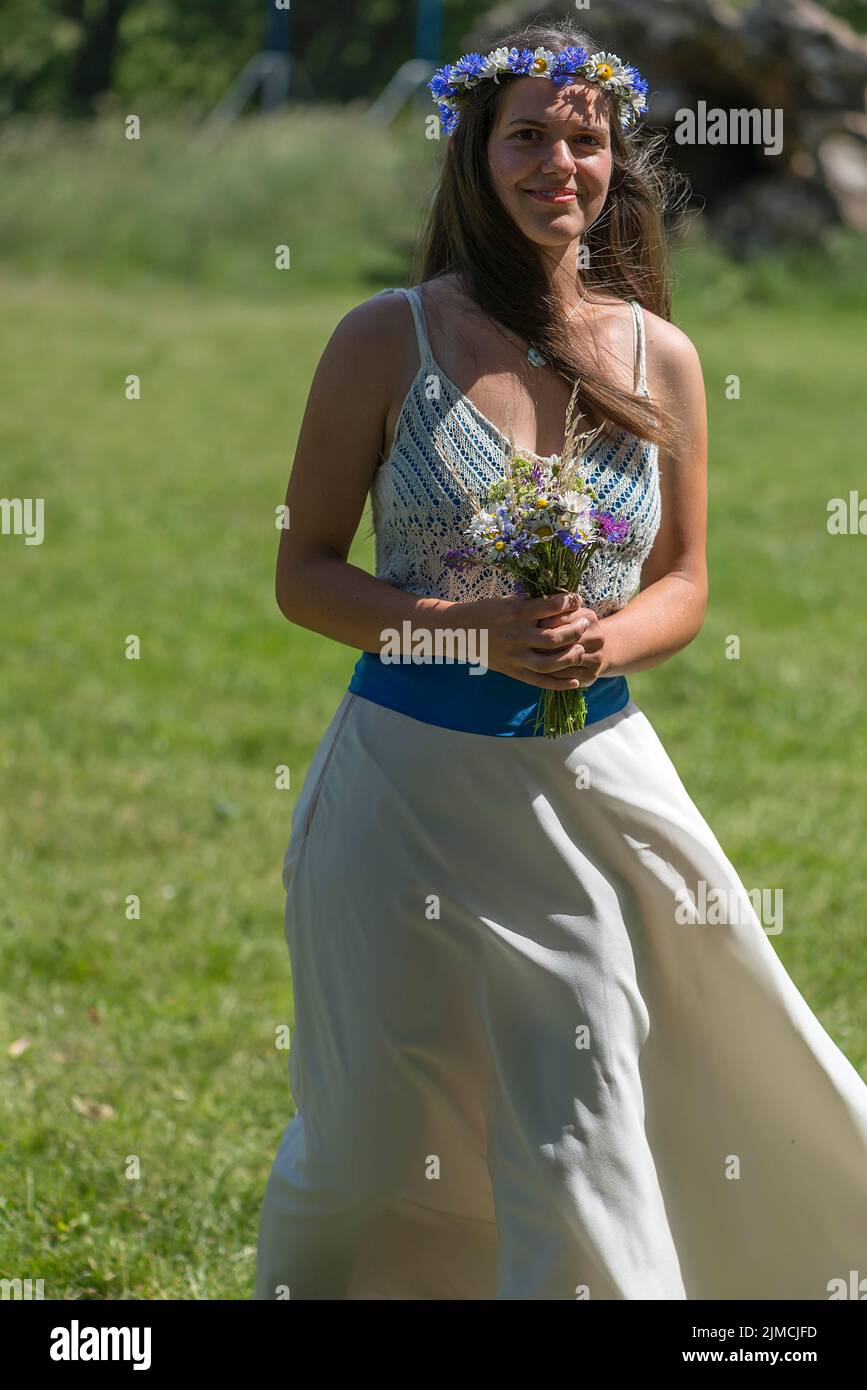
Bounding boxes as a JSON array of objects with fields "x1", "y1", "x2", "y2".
[{"x1": 516, "y1": 213, "x2": 585, "y2": 246}]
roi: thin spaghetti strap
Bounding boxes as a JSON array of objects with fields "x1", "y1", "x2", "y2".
[
  {"x1": 630, "y1": 300, "x2": 648, "y2": 394},
  {"x1": 391, "y1": 286, "x2": 436, "y2": 373}
]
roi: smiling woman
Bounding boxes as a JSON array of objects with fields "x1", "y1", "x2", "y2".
[
  {"x1": 417, "y1": 27, "x2": 686, "y2": 454},
  {"x1": 253, "y1": 17, "x2": 867, "y2": 1301},
  {"x1": 493, "y1": 97, "x2": 613, "y2": 219},
  {"x1": 484, "y1": 84, "x2": 622, "y2": 367}
]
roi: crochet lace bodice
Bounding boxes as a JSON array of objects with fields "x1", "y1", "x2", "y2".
[{"x1": 368, "y1": 286, "x2": 661, "y2": 619}]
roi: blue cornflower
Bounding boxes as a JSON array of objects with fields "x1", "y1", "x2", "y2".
[
  {"x1": 556, "y1": 529, "x2": 585, "y2": 553},
  {"x1": 507, "y1": 535, "x2": 536, "y2": 558},
  {"x1": 509, "y1": 47, "x2": 537, "y2": 76},
  {"x1": 452, "y1": 52, "x2": 487, "y2": 81},
  {"x1": 438, "y1": 103, "x2": 459, "y2": 134},
  {"x1": 551, "y1": 46, "x2": 589, "y2": 84},
  {"x1": 624, "y1": 67, "x2": 649, "y2": 97},
  {"x1": 428, "y1": 67, "x2": 455, "y2": 99}
]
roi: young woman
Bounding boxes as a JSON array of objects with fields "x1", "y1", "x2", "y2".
[{"x1": 254, "y1": 22, "x2": 867, "y2": 1300}]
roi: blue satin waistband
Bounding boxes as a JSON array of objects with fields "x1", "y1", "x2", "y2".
[{"x1": 348, "y1": 652, "x2": 630, "y2": 737}]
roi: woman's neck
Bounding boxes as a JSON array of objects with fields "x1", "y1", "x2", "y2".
[{"x1": 541, "y1": 241, "x2": 587, "y2": 312}]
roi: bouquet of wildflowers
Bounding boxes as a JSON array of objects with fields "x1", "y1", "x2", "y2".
[{"x1": 441, "y1": 390, "x2": 631, "y2": 737}]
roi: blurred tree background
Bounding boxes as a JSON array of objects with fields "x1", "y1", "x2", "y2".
[
  {"x1": 1, "y1": 0, "x2": 860, "y2": 119},
  {"x1": 1, "y1": 0, "x2": 453, "y2": 117}
]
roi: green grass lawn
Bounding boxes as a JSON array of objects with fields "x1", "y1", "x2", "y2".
[{"x1": 1, "y1": 253, "x2": 865, "y2": 1298}]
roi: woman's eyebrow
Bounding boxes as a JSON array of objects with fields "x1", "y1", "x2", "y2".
[{"x1": 505, "y1": 115, "x2": 605, "y2": 130}]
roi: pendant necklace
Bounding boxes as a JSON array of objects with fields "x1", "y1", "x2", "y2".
[{"x1": 527, "y1": 287, "x2": 588, "y2": 367}]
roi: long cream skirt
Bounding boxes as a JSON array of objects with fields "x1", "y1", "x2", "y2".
[{"x1": 254, "y1": 691, "x2": 867, "y2": 1300}]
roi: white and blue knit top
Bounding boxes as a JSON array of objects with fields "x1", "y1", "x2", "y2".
[{"x1": 368, "y1": 285, "x2": 662, "y2": 620}]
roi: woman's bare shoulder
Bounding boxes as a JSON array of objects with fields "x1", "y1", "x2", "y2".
[
  {"x1": 308, "y1": 288, "x2": 419, "y2": 407},
  {"x1": 327, "y1": 287, "x2": 414, "y2": 349},
  {"x1": 640, "y1": 305, "x2": 702, "y2": 378},
  {"x1": 639, "y1": 306, "x2": 707, "y2": 447}
]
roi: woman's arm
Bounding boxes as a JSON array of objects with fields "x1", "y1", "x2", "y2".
[
  {"x1": 276, "y1": 293, "x2": 458, "y2": 649},
  {"x1": 595, "y1": 317, "x2": 709, "y2": 680}
]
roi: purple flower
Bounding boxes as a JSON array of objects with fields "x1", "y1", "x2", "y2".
[
  {"x1": 444, "y1": 545, "x2": 477, "y2": 569},
  {"x1": 592, "y1": 510, "x2": 631, "y2": 543}
]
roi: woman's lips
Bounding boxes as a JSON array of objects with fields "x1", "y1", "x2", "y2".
[{"x1": 524, "y1": 188, "x2": 578, "y2": 204}]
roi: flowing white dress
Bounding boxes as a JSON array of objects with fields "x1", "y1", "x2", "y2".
[{"x1": 254, "y1": 289, "x2": 867, "y2": 1300}]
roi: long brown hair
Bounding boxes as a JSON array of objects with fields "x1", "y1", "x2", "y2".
[{"x1": 414, "y1": 18, "x2": 689, "y2": 449}]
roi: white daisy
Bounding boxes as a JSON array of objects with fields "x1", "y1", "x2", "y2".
[
  {"x1": 558, "y1": 490, "x2": 594, "y2": 516},
  {"x1": 480, "y1": 46, "x2": 511, "y2": 80},
  {"x1": 526, "y1": 507, "x2": 556, "y2": 533},
  {"x1": 529, "y1": 47, "x2": 558, "y2": 78},
  {"x1": 466, "y1": 510, "x2": 499, "y2": 543},
  {"x1": 587, "y1": 51, "x2": 631, "y2": 87}
]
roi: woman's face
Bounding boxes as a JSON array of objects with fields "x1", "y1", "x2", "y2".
[{"x1": 486, "y1": 77, "x2": 614, "y2": 248}]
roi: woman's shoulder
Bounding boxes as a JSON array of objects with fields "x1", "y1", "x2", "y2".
[
  {"x1": 638, "y1": 304, "x2": 702, "y2": 378},
  {"x1": 590, "y1": 294, "x2": 698, "y2": 365},
  {"x1": 314, "y1": 288, "x2": 418, "y2": 380},
  {"x1": 573, "y1": 293, "x2": 701, "y2": 398},
  {"x1": 330, "y1": 286, "x2": 412, "y2": 340},
  {"x1": 327, "y1": 276, "x2": 464, "y2": 366},
  {"x1": 636, "y1": 306, "x2": 706, "y2": 428}
]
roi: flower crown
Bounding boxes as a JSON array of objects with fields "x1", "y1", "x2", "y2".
[{"x1": 429, "y1": 44, "x2": 649, "y2": 136}]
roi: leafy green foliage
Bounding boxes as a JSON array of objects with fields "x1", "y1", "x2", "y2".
[{"x1": 0, "y1": 0, "x2": 488, "y2": 117}]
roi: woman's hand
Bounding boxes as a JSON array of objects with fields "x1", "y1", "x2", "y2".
[{"x1": 457, "y1": 591, "x2": 607, "y2": 691}]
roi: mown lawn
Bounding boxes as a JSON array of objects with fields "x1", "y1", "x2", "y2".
[{"x1": 1, "y1": 254, "x2": 865, "y2": 1298}]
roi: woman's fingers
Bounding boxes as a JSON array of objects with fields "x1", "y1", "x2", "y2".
[
  {"x1": 522, "y1": 642, "x2": 588, "y2": 675},
  {"x1": 506, "y1": 667, "x2": 585, "y2": 691},
  {"x1": 486, "y1": 594, "x2": 603, "y2": 688},
  {"x1": 523, "y1": 591, "x2": 582, "y2": 622},
  {"x1": 530, "y1": 615, "x2": 591, "y2": 650}
]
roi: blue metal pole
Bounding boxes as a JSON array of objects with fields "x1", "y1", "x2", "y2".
[
  {"x1": 265, "y1": 0, "x2": 290, "y2": 56},
  {"x1": 262, "y1": 0, "x2": 291, "y2": 107},
  {"x1": 414, "y1": 0, "x2": 442, "y2": 64}
]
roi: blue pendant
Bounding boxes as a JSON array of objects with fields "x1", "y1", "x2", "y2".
[{"x1": 527, "y1": 346, "x2": 547, "y2": 367}]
